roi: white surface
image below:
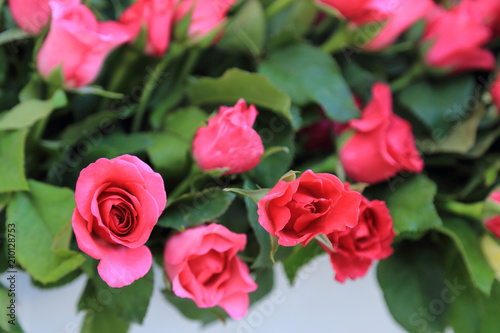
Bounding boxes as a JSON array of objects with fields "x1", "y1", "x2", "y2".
[{"x1": 7, "y1": 254, "x2": 407, "y2": 333}]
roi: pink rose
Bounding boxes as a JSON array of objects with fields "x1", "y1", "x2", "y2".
[
  {"x1": 36, "y1": 0, "x2": 132, "y2": 88},
  {"x1": 257, "y1": 170, "x2": 362, "y2": 247},
  {"x1": 164, "y1": 224, "x2": 257, "y2": 319},
  {"x1": 174, "y1": 0, "x2": 236, "y2": 40},
  {"x1": 317, "y1": 0, "x2": 435, "y2": 50},
  {"x1": 422, "y1": 1, "x2": 495, "y2": 73},
  {"x1": 340, "y1": 83, "x2": 424, "y2": 184},
  {"x1": 72, "y1": 155, "x2": 166, "y2": 288},
  {"x1": 119, "y1": 0, "x2": 175, "y2": 57},
  {"x1": 8, "y1": 0, "x2": 59, "y2": 34},
  {"x1": 192, "y1": 99, "x2": 264, "y2": 175},
  {"x1": 320, "y1": 193, "x2": 396, "y2": 282}
]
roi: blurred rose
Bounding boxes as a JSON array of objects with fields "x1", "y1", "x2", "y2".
[
  {"x1": 174, "y1": 0, "x2": 236, "y2": 40},
  {"x1": 423, "y1": 1, "x2": 495, "y2": 72},
  {"x1": 493, "y1": 75, "x2": 500, "y2": 112},
  {"x1": 320, "y1": 192, "x2": 395, "y2": 282},
  {"x1": 164, "y1": 224, "x2": 257, "y2": 319},
  {"x1": 339, "y1": 83, "x2": 423, "y2": 184},
  {"x1": 119, "y1": 0, "x2": 175, "y2": 57},
  {"x1": 37, "y1": 0, "x2": 132, "y2": 88},
  {"x1": 257, "y1": 170, "x2": 362, "y2": 246},
  {"x1": 192, "y1": 99, "x2": 264, "y2": 175},
  {"x1": 8, "y1": 0, "x2": 78, "y2": 34},
  {"x1": 72, "y1": 155, "x2": 167, "y2": 288},
  {"x1": 317, "y1": 0, "x2": 434, "y2": 50}
]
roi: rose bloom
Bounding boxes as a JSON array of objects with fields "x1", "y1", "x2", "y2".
[
  {"x1": 257, "y1": 170, "x2": 362, "y2": 247},
  {"x1": 37, "y1": 0, "x2": 132, "y2": 88},
  {"x1": 72, "y1": 155, "x2": 166, "y2": 287},
  {"x1": 164, "y1": 224, "x2": 257, "y2": 319},
  {"x1": 339, "y1": 83, "x2": 424, "y2": 184},
  {"x1": 320, "y1": 193, "x2": 396, "y2": 282},
  {"x1": 174, "y1": 0, "x2": 236, "y2": 40},
  {"x1": 316, "y1": 0, "x2": 435, "y2": 50},
  {"x1": 192, "y1": 99, "x2": 264, "y2": 175},
  {"x1": 119, "y1": 0, "x2": 175, "y2": 57},
  {"x1": 422, "y1": 1, "x2": 495, "y2": 73}
]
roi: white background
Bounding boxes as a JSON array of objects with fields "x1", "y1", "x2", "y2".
[{"x1": 5, "y1": 255, "x2": 409, "y2": 333}]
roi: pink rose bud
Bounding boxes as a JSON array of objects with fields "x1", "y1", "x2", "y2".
[
  {"x1": 119, "y1": 0, "x2": 175, "y2": 57},
  {"x1": 422, "y1": 1, "x2": 495, "y2": 73},
  {"x1": 174, "y1": 0, "x2": 236, "y2": 40},
  {"x1": 72, "y1": 155, "x2": 167, "y2": 288},
  {"x1": 320, "y1": 193, "x2": 396, "y2": 282},
  {"x1": 257, "y1": 170, "x2": 362, "y2": 247},
  {"x1": 7, "y1": 0, "x2": 73, "y2": 34},
  {"x1": 164, "y1": 224, "x2": 258, "y2": 320},
  {"x1": 340, "y1": 83, "x2": 424, "y2": 184},
  {"x1": 317, "y1": 0, "x2": 435, "y2": 51},
  {"x1": 192, "y1": 99, "x2": 264, "y2": 175},
  {"x1": 36, "y1": 0, "x2": 132, "y2": 88}
]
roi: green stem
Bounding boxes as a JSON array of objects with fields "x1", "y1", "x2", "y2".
[
  {"x1": 107, "y1": 49, "x2": 139, "y2": 94},
  {"x1": 168, "y1": 165, "x2": 202, "y2": 202},
  {"x1": 265, "y1": 0, "x2": 294, "y2": 18},
  {"x1": 390, "y1": 62, "x2": 425, "y2": 92},
  {"x1": 320, "y1": 22, "x2": 350, "y2": 54},
  {"x1": 131, "y1": 44, "x2": 184, "y2": 133},
  {"x1": 437, "y1": 200, "x2": 484, "y2": 221}
]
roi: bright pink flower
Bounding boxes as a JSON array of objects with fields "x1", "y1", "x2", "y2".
[
  {"x1": 257, "y1": 170, "x2": 362, "y2": 247},
  {"x1": 119, "y1": 0, "x2": 175, "y2": 57},
  {"x1": 37, "y1": 0, "x2": 131, "y2": 88},
  {"x1": 321, "y1": 193, "x2": 395, "y2": 282},
  {"x1": 164, "y1": 224, "x2": 257, "y2": 319},
  {"x1": 192, "y1": 99, "x2": 264, "y2": 175},
  {"x1": 174, "y1": 0, "x2": 236, "y2": 40},
  {"x1": 340, "y1": 83, "x2": 423, "y2": 184},
  {"x1": 317, "y1": 0, "x2": 435, "y2": 50},
  {"x1": 72, "y1": 155, "x2": 166, "y2": 287},
  {"x1": 423, "y1": 1, "x2": 496, "y2": 72}
]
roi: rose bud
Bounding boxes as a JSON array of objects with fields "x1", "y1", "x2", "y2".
[
  {"x1": 72, "y1": 155, "x2": 167, "y2": 287},
  {"x1": 164, "y1": 224, "x2": 257, "y2": 320},
  {"x1": 7, "y1": 0, "x2": 69, "y2": 35},
  {"x1": 37, "y1": 0, "x2": 132, "y2": 88},
  {"x1": 119, "y1": 0, "x2": 175, "y2": 57},
  {"x1": 422, "y1": 1, "x2": 495, "y2": 73},
  {"x1": 339, "y1": 83, "x2": 423, "y2": 184},
  {"x1": 320, "y1": 193, "x2": 396, "y2": 282},
  {"x1": 257, "y1": 170, "x2": 362, "y2": 247},
  {"x1": 192, "y1": 99, "x2": 264, "y2": 175}
]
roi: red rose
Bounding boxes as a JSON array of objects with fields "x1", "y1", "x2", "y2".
[
  {"x1": 72, "y1": 155, "x2": 166, "y2": 287},
  {"x1": 119, "y1": 0, "x2": 175, "y2": 57},
  {"x1": 316, "y1": 0, "x2": 434, "y2": 50},
  {"x1": 257, "y1": 170, "x2": 362, "y2": 247},
  {"x1": 36, "y1": 0, "x2": 131, "y2": 88},
  {"x1": 192, "y1": 99, "x2": 264, "y2": 175},
  {"x1": 174, "y1": 0, "x2": 236, "y2": 40},
  {"x1": 164, "y1": 224, "x2": 257, "y2": 319},
  {"x1": 340, "y1": 83, "x2": 423, "y2": 184},
  {"x1": 485, "y1": 190, "x2": 500, "y2": 239},
  {"x1": 422, "y1": 1, "x2": 495, "y2": 73},
  {"x1": 321, "y1": 194, "x2": 396, "y2": 283}
]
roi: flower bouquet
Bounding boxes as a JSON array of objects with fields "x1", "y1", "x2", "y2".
[{"x1": 1, "y1": 0, "x2": 500, "y2": 332}]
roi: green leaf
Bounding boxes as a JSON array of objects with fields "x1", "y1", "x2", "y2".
[
  {"x1": 0, "y1": 129, "x2": 29, "y2": 193},
  {"x1": 218, "y1": 0, "x2": 265, "y2": 56},
  {"x1": 72, "y1": 86, "x2": 124, "y2": 99},
  {"x1": 59, "y1": 111, "x2": 119, "y2": 147},
  {"x1": 162, "y1": 290, "x2": 221, "y2": 324},
  {"x1": 367, "y1": 174, "x2": 442, "y2": 234},
  {"x1": 398, "y1": 75, "x2": 475, "y2": 138},
  {"x1": 99, "y1": 133, "x2": 153, "y2": 155},
  {"x1": 0, "y1": 284, "x2": 24, "y2": 332},
  {"x1": 188, "y1": 68, "x2": 292, "y2": 123},
  {"x1": 162, "y1": 106, "x2": 208, "y2": 141},
  {"x1": 283, "y1": 240, "x2": 324, "y2": 285},
  {"x1": 148, "y1": 133, "x2": 192, "y2": 179},
  {"x1": 157, "y1": 188, "x2": 236, "y2": 230},
  {"x1": 224, "y1": 188, "x2": 269, "y2": 204},
  {"x1": 377, "y1": 242, "x2": 448, "y2": 333},
  {"x1": 0, "y1": 28, "x2": 29, "y2": 46},
  {"x1": 80, "y1": 308, "x2": 130, "y2": 333},
  {"x1": 79, "y1": 267, "x2": 154, "y2": 324},
  {"x1": 258, "y1": 43, "x2": 359, "y2": 122},
  {"x1": 249, "y1": 268, "x2": 274, "y2": 304},
  {"x1": 0, "y1": 90, "x2": 67, "y2": 130},
  {"x1": 7, "y1": 180, "x2": 85, "y2": 283},
  {"x1": 437, "y1": 217, "x2": 495, "y2": 295}
]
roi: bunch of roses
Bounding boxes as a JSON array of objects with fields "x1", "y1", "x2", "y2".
[{"x1": 9, "y1": 0, "x2": 236, "y2": 88}]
